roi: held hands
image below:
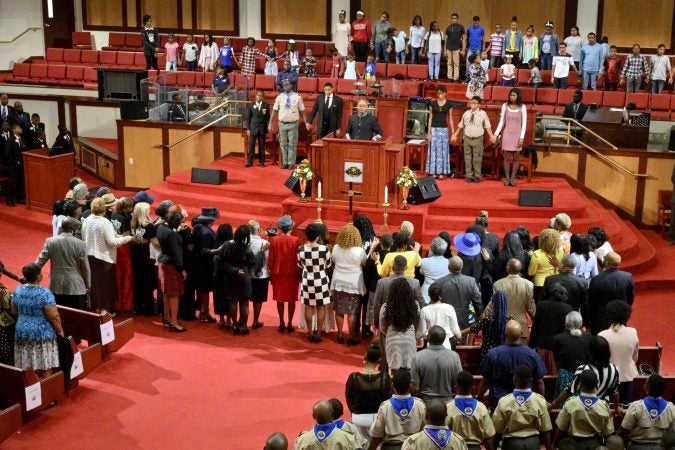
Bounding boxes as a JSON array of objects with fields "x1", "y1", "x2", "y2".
[
  {"x1": 518, "y1": 138, "x2": 524, "y2": 148},
  {"x1": 489, "y1": 135, "x2": 497, "y2": 145},
  {"x1": 371, "y1": 251, "x2": 380, "y2": 263},
  {"x1": 305, "y1": 123, "x2": 312, "y2": 131},
  {"x1": 481, "y1": 248, "x2": 490, "y2": 261},
  {"x1": 414, "y1": 242, "x2": 421, "y2": 253}
]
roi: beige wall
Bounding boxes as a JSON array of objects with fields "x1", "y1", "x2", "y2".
[{"x1": 602, "y1": 0, "x2": 674, "y2": 48}]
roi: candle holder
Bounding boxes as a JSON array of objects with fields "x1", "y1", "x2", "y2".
[
  {"x1": 381, "y1": 202, "x2": 390, "y2": 232},
  {"x1": 315, "y1": 197, "x2": 323, "y2": 223}
]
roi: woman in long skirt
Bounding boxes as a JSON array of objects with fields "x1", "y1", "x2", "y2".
[{"x1": 426, "y1": 85, "x2": 452, "y2": 179}]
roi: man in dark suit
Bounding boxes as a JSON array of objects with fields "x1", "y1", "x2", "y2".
[
  {"x1": 541, "y1": 255, "x2": 588, "y2": 320},
  {"x1": 9, "y1": 101, "x2": 30, "y2": 132},
  {"x1": 588, "y1": 252, "x2": 634, "y2": 335},
  {"x1": 345, "y1": 99, "x2": 383, "y2": 141},
  {"x1": 0, "y1": 94, "x2": 14, "y2": 124},
  {"x1": 244, "y1": 90, "x2": 270, "y2": 167},
  {"x1": 562, "y1": 90, "x2": 588, "y2": 139},
  {"x1": 5, "y1": 123, "x2": 26, "y2": 206},
  {"x1": 24, "y1": 113, "x2": 45, "y2": 147},
  {"x1": 168, "y1": 93, "x2": 187, "y2": 122},
  {"x1": 31, "y1": 129, "x2": 49, "y2": 150},
  {"x1": 0, "y1": 120, "x2": 11, "y2": 168},
  {"x1": 51, "y1": 124, "x2": 74, "y2": 155},
  {"x1": 306, "y1": 82, "x2": 343, "y2": 138}
]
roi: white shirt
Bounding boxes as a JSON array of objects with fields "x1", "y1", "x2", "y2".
[
  {"x1": 563, "y1": 35, "x2": 584, "y2": 61},
  {"x1": 594, "y1": 241, "x2": 614, "y2": 264},
  {"x1": 81, "y1": 215, "x2": 132, "y2": 264},
  {"x1": 417, "y1": 302, "x2": 462, "y2": 349},
  {"x1": 249, "y1": 235, "x2": 269, "y2": 278},
  {"x1": 553, "y1": 54, "x2": 574, "y2": 78},
  {"x1": 425, "y1": 31, "x2": 443, "y2": 54},
  {"x1": 409, "y1": 26, "x2": 426, "y2": 48},
  {"x1": 182, "y1": 42, "x2": 198, "y2": 62},
  {"x1": 650, "y1": 54, "x2": 672, "y2": 81},
  {"x1": 330, "y1": 244, "x2": 367, "y2": 295}
]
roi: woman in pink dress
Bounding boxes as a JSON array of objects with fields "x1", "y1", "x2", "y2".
[
  {"x1": 494, "y1": 88, "x2": 527, "y2": 187},
  {"x1": 267, "y1": 215, "x2": 303, "y2": 332}
]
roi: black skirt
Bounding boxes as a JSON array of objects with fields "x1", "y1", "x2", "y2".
[{"x1": 250, "y1": 278, "x2": 269, "y2": 302}]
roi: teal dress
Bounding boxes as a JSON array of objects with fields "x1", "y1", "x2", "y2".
[{"x1": 13, "y1": 285, "x2": 59, "y2": 370}]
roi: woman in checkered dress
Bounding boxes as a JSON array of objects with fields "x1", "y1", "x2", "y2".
[{"x1": 298, "y1": 223, "x2": 332, "y2": 343}]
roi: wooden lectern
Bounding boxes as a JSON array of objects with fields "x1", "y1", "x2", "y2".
[
  {"x1": 22, "y1": 149, "x2": 74, "y2": 214},
  {"x1": 310, "y1": 137, "x2": 404, "y2": 208}
]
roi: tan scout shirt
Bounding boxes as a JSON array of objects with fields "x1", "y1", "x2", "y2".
[
  {"x1": 621, "y1": 398, "x2": 675, "y2": 444},
  {"x1": 403, "y1": 426, "x2": 469, "y2": 450},
  {"x1": 446, "y1": 396, "x2": 496, "y2": 445},
  {"x1": 492, "y1": 390, "x2": 552, "y2": 438},
  {"x1": 555, "y1": 394, "x2": 614, "y2": 437},
  {"x1": 370, "y1": 395, "x2": 427, "y2": 444},
  {"x1": 294, "y1": 425, "x2": 360, "y2": 449}
]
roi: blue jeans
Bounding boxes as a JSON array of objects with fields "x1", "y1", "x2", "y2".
[
  {"x1": 186, "y1": 60, "x2": 197, "y2": 71},
  {"x1": 626, "y1": 77, "x2": 642, "y2": 93},
  {"x1": 428, "y1": 52, "x2": 440, "y2": 80},
  {"x1": 375, "y1": 40, "x2": 390, "y2": 63},
  {"x1": 582, "y1": 71, "x2": 598, "y2": 90},
  {"x1": 396, "y1": 50, "x2": 406, "y2": 64},
  {"x1": 652, "y1": 79, "x2": 666, "y2": 93},
  {"x1": 411, "y1": 47, "x2": 422, "y2": 64},
  {"x1": 540, "y1": 53, "x2": 553, "y2": 70}
]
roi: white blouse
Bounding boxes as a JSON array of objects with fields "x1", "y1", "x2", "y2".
[
  {"x1": 330, "y1": 244, "x2": 367, "y2": 295},
  {"x1": 249, "y1": 235, "x2": 270, "y2": 279},
  {"x1": 82, "y1": 215, "x2": 133, "y2": 264},
  {"x1": 198, "y1": 43, "x2": 220, "y2": 68},
  {"x1": 424, "y1": 31, "x2": 443, "y2": 54},
  {"x1": 409, "y1": 26, "x2": 426, "y2": 48}
]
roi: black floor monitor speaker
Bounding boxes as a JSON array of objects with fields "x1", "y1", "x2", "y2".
[
  {"x1": 284, "y1": 174, "x2": 312, "y2": 197},
  {"x1": 407, "y1": 176, "x2": 441, "y2": 205},
  {"x1": 518, "y1": 190, "x2": 553, "y2": 207},
  {"x1": 191, "y1": 168, "x2": 227, "y2": 185},
  {"x1": 120, "y1": 101, "x2": 149, "y2": 120}
]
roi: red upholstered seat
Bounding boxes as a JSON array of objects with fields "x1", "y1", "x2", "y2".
[
  {"x1": 117, "y1": 52, "x2": 135, "y2": 67},
  {"x1": 231, "y1": 37, "x2": 247, "y2": 50},
  {"x1": 46, "y1": 48, "x2": 64, "y2": 63},
  {"x1": 63, "y1": 49, "x2": 81, "y2": 64},
  {"x1": 106, "y1": 33, "x2": 126, "y2": 49},
  {"x1": 157, "y1": 53, "x2": 166, "y2": 68},
  {"x1": 540, "y1": 70, "x2": 552, "y2": 86},
  {"x1": 490, "y1": 86, "x2": 511, "y2": 104},
  {"x1": 356, "y1": 62, "x2": 365, "y2": 76},
  {"x1": 45, "y1": 64, "x2": 67, "y2": 84},
  {"x1": 626, "y1": 92, "x2": 649, "y2": 110},
  {"x1": 11, "y1": 63, "x2": 31, "y2": 82},
  {"x1": 125, "y1": 33, "x2": 142, "y2": 49},
  {"x1": 520, "y1": 87, "x2": 536, "y2": 104},
  {"x1": 255, "y1": 74, "x2": 276, "y2": 92},
  {"x1": 482, "y1": 85, "x2": 492, "y2": 101},
  {"x1": 29, "y1": 64, "x2": 48, "y2": 81},
  {"x1": 81, "y1": 50, "x2": 98, "y2": 66},
  {"x1": 488, "y1": 68, "x2": 500, "y2": 84},
  {"x1": 298, "y1": 77, "x2": 318, "y2": 93},
  {"x1": 602, "y1": 90, "x2": 625, "y2": 107},
  {"x1": 567, "y1": 71, "x2": 580, "y2": 88},
  {"x1": 159, "y1": 35, "x2": 169, "y2": 49},
  {"x1": 387, "y1": 64, "x2": 406, "y2": 79},
  {"x1": 517, "y1": 69, "x2": 531, "y2": 85},
  {"x1": 337, "y1": 79, "x2": 359, "y2": 95},
  {"x1": 558, "y1": 89, "x2": 574, "y2": 105},
  {"x1": 407, "y1": 64, "x2": 427, "y2": 80},
  {"x1": 163, "y1": 71, "x2": 178, "y2": 86},
  {"x1": 63, "y1": 65, "x2": 84, "y2": 86},
  {"x1": 176, "y1": 71, "x2": 196, "y2": 87},
  {"x1": 583, "y1": 90, "x2": 603, "y2": 105},
  {"x1": 306, "y1": 41, "x2": 325, "y2": 58},
  {"x1": 650, "y1": 93, "x2": 671, "y2": 119},
  {"x1": 99, "y1": 51, "x2": 117, "y2": 67},
  {"x1": 71, "y1": 31, "x2": 92, "y2": 49},
  {"x1": 375, "y1": 63, "x2": 386, "y2": 79},
  {"x1": 134, "y1": 52, "x2": 146, "y2": 68},
  {"x1": 83, "y1": 67, "x2": 98, "y2": 89},
  {"x1": 671, "y1": 96, "x2": 675, "y2": 120},
  {"x1": 399, "y1": 80, "x2": 421, "y2": 97},
  {"x1": 533, "y1": 87, "x2": 558, "y2": 113}
]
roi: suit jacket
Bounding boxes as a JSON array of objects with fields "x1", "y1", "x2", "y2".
[
  {"x1": 307, "y1": 94, "x2": 344, "y2": 137},
  {"x1": 541, "y1": 271, "x2": 588, "y2": 319},
  {"x1": 243, "y1": 101, "x2": 270, "y2": 135},
  {"x1": 24, "y1": 122, "x2": 45, "y2": 147},
  {"x1": 9, "y1": 111, "x2": 30, "y2": 130},
  {"x1": 435, "y1": 272, "x2": 482, "y2": 330},
  {"x1": 0, "y1": 104, "x2": 13, "y2": 123},
  {"x1": 345, "y1": 113, "x2": 383, "y2": 140},
  {"x1": 588, "y1": 267, "x2": 634, "y2": 334},
  {"x1": 168, "y1": 103, "x2": 187, "y2": 122},
  {"x1": 372, "y1": 273, "x2": 423, "y2": 328},
  {"x1": 492, "y1": 274, "x2": 536, "y2": 338},
  {"x1": 36, "y1": 232, "x2": 91, "y2": 295},
  {"x1": 52, "y1": 133, "x2": 74, "y2": 154},
  {"x1": 0, "y1": 132, "x2": 11, "y2": 167},
  {"x1": 529, "y1": 300, "x2": 573, "y2": 350},
  {"x1": 562, "y1": 102, "x2": 588, "y2": 121},
  {"x1": 5, "y1": 134, "x2": 25, "y2": 167}
]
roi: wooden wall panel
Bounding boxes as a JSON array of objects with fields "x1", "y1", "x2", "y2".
[
  {"x1": 126, "y1": 0, "x2": 137, "y2": 27},
  {"x1": 196, "y1": 0, "x2": 235, "y2": 32},
  {"x1": 85, "y1": 0, "x2": 123, "y2": 26},
  {"x1": 585, "y1": 155, "x2": 639, "y2": 217},
  {"x1": 263, "y1": 0, "x2": 329, "y2": 37},
  {"x1": 168, "y1": 129, "x2": 215, "y2": 173},
  {"x1": 139, "y1": 0, "x2": 178, "y2": 29},
  {"x1": 361, "y1": 0, "x2": 565, "y2": 47},
  {"x1": 182, "y1": 0, "x2": 193, "y2": 31},
  {"x1": 123, "y1": 127, "x2": 164, "y2": 188},
  {"x1": 643, "y1": 159, "x2": 675, "y2": 225},
  {"x1": 602, "y1": 0, "x2": 673, "y2": 49}
]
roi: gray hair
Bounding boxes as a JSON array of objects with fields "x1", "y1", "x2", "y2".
[
  {"x1": 248, "y1": 219, "x2": 260, "y2": 234},
  {"x1": 429, "y1": 237, "x2": 448, "y2": 256},
  {"x1": 72, "y1": 183, "x2": 89, "y2": 201},
  {"x1": 561, "y1": 255, "x2": 577, "y2": 269},
  {"x1": 448, "y1": 256, "x2": 463, "y2": 273},
  {"x1": 565, "y1": 311, "x2": 583, "y2": 336}
]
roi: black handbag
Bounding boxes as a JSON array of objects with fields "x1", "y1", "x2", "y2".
[{"x1": 56, "y1": 334, "x2": 74, "y2": 391}]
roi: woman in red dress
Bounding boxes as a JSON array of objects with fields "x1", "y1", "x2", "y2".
[{"x1": 267, "y1": 215, "x2": 303, "y2": 332}]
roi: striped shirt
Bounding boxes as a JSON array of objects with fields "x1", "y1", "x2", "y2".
[
  {"x1": 567, "y1": 363, "x2": 620, "y2": 402},
  {"x1": 489, "y1": 33, "x2": 505, "y2": 57}
]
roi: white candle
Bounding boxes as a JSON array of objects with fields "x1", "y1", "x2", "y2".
[
  {"x1": 317, "y1": 181, "x2": 322, "y2": 198},
  {"x1": 384, "y1": 186, "x2": 388, "y2": 204}
]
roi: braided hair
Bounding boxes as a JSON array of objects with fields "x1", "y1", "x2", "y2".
[
  {"x1": 487, "y1": 290, "x2": 508, "y2": 346},
  {"x1": 384, "y1": 278, "x2": 419, "y2": 332}
]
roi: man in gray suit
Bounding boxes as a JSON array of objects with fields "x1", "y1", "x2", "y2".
[
  {"x1": 435, "y1": 256, "x2": 482, "y2": 331},
  {"x1": 36, "y1": 218, "x2": 90, "y2": 309}
]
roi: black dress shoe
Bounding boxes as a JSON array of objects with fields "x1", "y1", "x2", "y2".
[
  {"x1": 17, "y1": 199, "x2": 26, "y2": 204},
  {"x1": 252, "y1": 321, "x2": 264, "y2": 329},
  {"x1": 245, "y1": 163, "x2": 252, "y2": 167},
  {"x1": 286, "y1": 324, "x2": 294, "y2": 333},
  {"x1": 6, "y1": 201, "x2": 15, "y2": 207},
  {"x1": 259, "y1": 163, "x2": 265, "y2": 167},
  {"x1": 278, "y1": 323, "x2": 286, "y2": 332}
]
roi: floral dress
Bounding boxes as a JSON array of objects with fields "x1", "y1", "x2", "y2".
[
  {"x1": 298, "y1": 244, "x2": 332, "y2": 306},
  {"x1": 0, "y1": 282, "x2": 16, "y2": 365},
  {"x1": 303, "y1": 56, "x2": 317, "y2": 77},
  {"x1": 466, "y1": 64, "x2": 487, "y2": 99},
  {"x1": 13, "y1": 285, "x2": 59, "y2": 370}
]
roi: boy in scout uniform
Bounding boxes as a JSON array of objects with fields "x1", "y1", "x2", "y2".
[
  {"x1": 328, "y1": 398, "x2": 367, "y2": 448},
  {"x1": 554, "y1": 370, "x2": 615, "y2": 450},
  {"x1": 619, "y1": 374, "x2": 675, "y2": 450},
  {"x1": 369, "y1": 370, "x2": 426, "y2": 450},
  {"x1": 294, "y1": 400, "x2": 361, "y2": 449},
  {"x1": 492, "y1": 365, "x2": 553, "y2": 450},
  {"x1": 446, "y1": 371, "x2": 496, "y2": 450},
  {"x1": 403, "y1": 400, "x2": 468, "y2": 450}
]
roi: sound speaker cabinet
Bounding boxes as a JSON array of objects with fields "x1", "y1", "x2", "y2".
[
  {"x1": 518, "y1": 190, "x2": 553, "y2": 207},
  {"x1": 284, "y1": 174, "x2": 312, "y2": 197},
  {"x1": 120, "y1": 101, "x2": 149, "y2": 120},
  {"x1": 191, "y1": 168, "x2": 227, "y2": 185},
  {"x1": 407, "y1": 176, "x2": 441, "y2": 205}
]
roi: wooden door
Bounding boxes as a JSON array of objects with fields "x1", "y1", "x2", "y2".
[{"x1": 42, "y1": 0, "x2": 75, "y2": 48}]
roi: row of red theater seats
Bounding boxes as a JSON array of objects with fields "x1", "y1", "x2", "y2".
[
  {"x1": 102, "y1": 32, "x2": 335, "y2": 58},
  {"x1": 5, "y1": 63, "x2": 99, "y2": 90}
]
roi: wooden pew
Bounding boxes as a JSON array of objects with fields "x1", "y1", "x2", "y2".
[
  {"x1": 636, "y1": 343, "x2": 662, "y2": 374},
  {"x1": 57, "y1": 306, "x2": 134, "y2": 360},
  {"x1": 0, "y1": 364, "x2": 64, "y2": 419},
  {"x1": 0, "y1": 403, "x2": 22, "y2": 444}
]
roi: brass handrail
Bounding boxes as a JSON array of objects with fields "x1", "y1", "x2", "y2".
[
  {"x1": 541, "y1": 114, "x2": 618, "y2": 150},
  {"x1": 188, "y1": 97, "x2": 250, "y2": 124},
  {"x1": 547, "y1": 131, "x2": 648, "y2": 178},
  {"x1": 165, "y1": 114, "x2": 234, "y2": 149},
  {"x1": 0, "y1": 27, "x2": 42, "y2": 44}
]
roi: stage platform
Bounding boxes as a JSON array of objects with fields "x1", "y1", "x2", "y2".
[{"x1": 147, "y1": 155, "x2": 656, "y2": 274}]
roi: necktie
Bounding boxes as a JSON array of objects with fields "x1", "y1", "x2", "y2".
[
  {"x1": 574, "y1": 104, "x2": 579, "y2": 118},
  {"x1": 285, "y1": 93, "x2": 291, "y2": 109},
  {"x1": 327, "y1": 96, "x2": 331, "y2": 109},
  {"x1": 1, "y1": 106, "x2": 5, "y2": 120}
]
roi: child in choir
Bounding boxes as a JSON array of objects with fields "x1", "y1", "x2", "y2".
[
  {"x1": 446, "y1": 371, "x2": 496, "y2": 450},
  {"x1": 264, "y1": 38, "x2": 278, "y2": 76},
  {"x1": 302, "y1": 48, "x2": 317, "y2": 77},
  {"x1": 528, "y1": 59, "x2": 542, "y2": 88},
  {"x1": 391, "y1": 28, "x2": 408, "y2": 64},
  {"x1": 554, "y1": 370, "x2": 614, "y2": 450},
  {"x1": 619, "y1": 374, "x2": 675, "y2": 448},
  {"x1": 198, "y1": 34, "x2": 219, "y2": 72},
  {"x1": 364, "y1": 55, "x2": 377, "y2": 80},
  {"x1": 492, "y1": 365, "x2": 553, "y2": 450},
  {"x1": 466, "y1": 53, "x2": 487, "y2": 99},
  {"x1": 343, "y1": 54, "x2": 357, "y2": 79},
  {"x1": 603, "y1": 46, "x2": 622, "y2": 91},
  {"x1": 521, "y1": 26, "x2": 539, "y2": 66},
  {"x1": 219, "y1": 37, "x2": 235, "y2": 73},
  {"x1": 164, "y1": 33, "x2": 180, "y2": 71},
  {"x1": 281, "y1": 39, "x2": 301, "y2": 70},
  {"x1": 182, "y1": 34, "x2": 198, "y2": 71},
  {"x1": 330, "y1": 47, "x2": 344, "y2": 78},
  {"x1": 480, "y1": 52, "x2": 490, "y2": 83},
  {"x1": 500, "y1": 54, "x2": 517, "y2": 86}
]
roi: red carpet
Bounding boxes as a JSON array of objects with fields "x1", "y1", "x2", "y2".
[{"x1": 1, "y1": 155, "x2": 673, "y2": 449}]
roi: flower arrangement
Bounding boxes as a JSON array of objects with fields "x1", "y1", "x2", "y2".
[
  {"x1": 293, "y1": 159, "x2": 314, "y2": 181},
  {"x1": 395, "y1": 166, "x2": 417, "y2": 188}
]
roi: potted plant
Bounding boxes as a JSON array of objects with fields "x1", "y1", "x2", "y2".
[
  {"x1": 395, "y1": 166, "x2": 417, "y2": 210},
  {"x1": 292, "y1": 159, "x2": 314, "y2": 202}
]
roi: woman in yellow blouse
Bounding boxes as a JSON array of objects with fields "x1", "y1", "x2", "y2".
[
  {"x1": 374, "y1": 232, "x2": 421, "y2": 278},
  {"x1": 528, "y1": 228, "x2": 563, "y2": 302}
]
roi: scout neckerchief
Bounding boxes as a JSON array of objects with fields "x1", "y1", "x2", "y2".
[
  {"x1": 643, "y1": 396, "x2": 668, "y2": 420},
  {"x1": 454, "y1": 396, "x2": 478, "y2": 418},
  {"x1": 513, "y1": 390, "x2": 533, "y2": 406},
  {"x1": 424, "y1": 426, "x2": 452, "y2": 449},
  {"x1": 390, "y1": 395, "x2": 415, "y2": 419},
  {"x1": 313, "y1": 423, "x2": 337, "y2": 444}
]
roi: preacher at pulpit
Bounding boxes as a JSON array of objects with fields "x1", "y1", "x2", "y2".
[
  {"x1": 168, "y1": 93, "x2": 187, "y2": 122},
  {"x1": 345, "y1": 99, "x2": 383, "y2": 141}
]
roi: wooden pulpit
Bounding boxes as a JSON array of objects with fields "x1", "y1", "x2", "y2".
[
  {"x1": 22, "y1": 149, "x2": 74, "y2": 214},
  {"x1": 310, "y1": 137, "x2": 404, "y2": 208}
]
